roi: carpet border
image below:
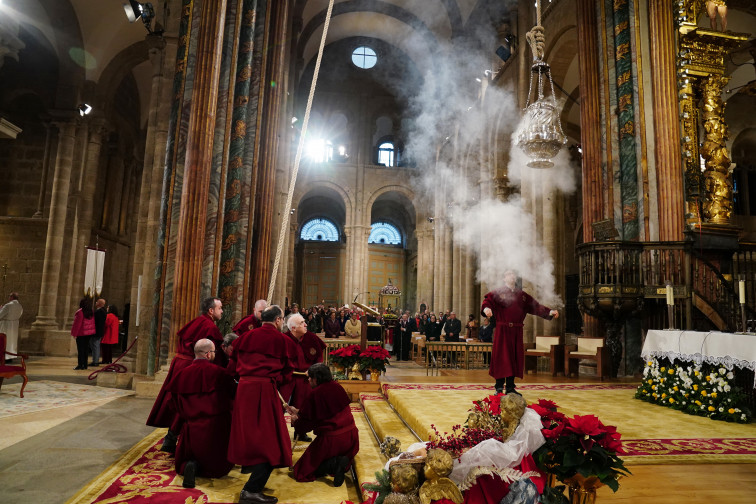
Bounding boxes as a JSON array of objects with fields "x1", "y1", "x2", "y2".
[{"x1": 64, "y1": 428, "x2": 167, "y2": 504}]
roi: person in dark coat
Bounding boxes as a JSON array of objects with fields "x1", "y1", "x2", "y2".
[
  {"x1": 482, "y1": 269, "x2": 558, "y2": 395},
  {"x1": 91, "y1": 298, "x2": 107, "y2": 366},
  {"x1": 442, "y1": 312, "x2": 462, "y2": 342},
  {"x1": 232, "y1": 299, "x2": 268, "y2": 337},
  {"x1": 170, "y1": 338, "x2": 235, "y2": 488},
  {"x1": 228, "y1": 305, "x2": 294, "y2": 504},
  {"x1": 146, "y1": 297, "x2": 225, "y2": 453},
  {"x1": 291, "y1": 363, "x2": 359, "y2": 485},
  {"x1": 396, "y1": 312, "x2": 417, "y2": 361},
  {"x1": 323, "y1": 309, "x2": 341, "y2": 338},
  {"x1": 479, "y1": 316, "x2": 494, "y2": 365}
]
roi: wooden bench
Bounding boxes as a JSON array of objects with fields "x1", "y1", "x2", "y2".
[
  {"x1": 564, "y1": 337, "x2": 608, "y2": 380},
  {"x1": 524, "y1": 336, "x2": 564, "y2": 376}
]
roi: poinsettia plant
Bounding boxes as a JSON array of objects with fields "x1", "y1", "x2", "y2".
[
  {"x1": 531, "y1": 399, "x2": 630, "y2": 492},
  {"x1": 329, "y1": 344, "x2": 362, "y2": 368},
  {"x1": 359, "y1": 345, "x2": 391, "y2": 372}
]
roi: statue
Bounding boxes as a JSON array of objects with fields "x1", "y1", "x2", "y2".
[
  {"x1": 418, "y1": 449, "x2": 464, "y2": 504},
  {"x1": 700, "y1": 74, "x2": 734, "y2": 223},
  {"x1": 705, "y1": 1, "x2": 728, "y2": 32},
  {"x1": 349, "y1": 361, "x2": 363, "y2": 380},
  {"x1": 386, "y1": 464, "x2": 421, "y2": 504},
  {"x1": 381, "y1": 436, "x2": 402, "y2": 459}
]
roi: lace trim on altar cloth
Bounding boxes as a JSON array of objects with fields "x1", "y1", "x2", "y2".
[
  {"x1": 457, "y1": 466, "x2": 538, "y2": 491},
  {"x1": 642, "y1": 350, "x2": 756, "y2": 373}
]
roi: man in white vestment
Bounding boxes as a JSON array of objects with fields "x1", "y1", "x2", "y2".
[{"x1": 0, "y1": 293, "x2": 23, "y2": 362}]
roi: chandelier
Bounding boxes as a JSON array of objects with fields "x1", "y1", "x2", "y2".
[{"x1": 515, "y1": 0, "x2": 566, "y2": 169}]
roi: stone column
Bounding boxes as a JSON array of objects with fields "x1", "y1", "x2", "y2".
[
  {"x1": 31, "y1": 121, "x2": 78, "y2": 331},
  {"x1": 169, "y1": 0, "x2": 227, "y2": 349},
  {"x1": 576, "y1": 0, "x2": 603, "y2": 337},
  {"x1": 648, "y1": 0, "x2": 684, "y2": 240},
  {"x1": 70, "y1": 120, "x2": 108, "y2": 304}
]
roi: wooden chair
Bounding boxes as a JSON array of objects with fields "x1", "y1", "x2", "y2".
[
  {"x1": 524, "y1": 336, "x2": 564, "y2": 376},
  {"x1": 0, "y1": 332, "x2": 28, "y2": 397},
  {"x1": 564, "y1": 336, "x2": 608, "y2": 381}
]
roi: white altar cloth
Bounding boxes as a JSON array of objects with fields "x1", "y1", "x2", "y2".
[{"x1": 642, "y1": 329, "x2": 756, "y2": 385}]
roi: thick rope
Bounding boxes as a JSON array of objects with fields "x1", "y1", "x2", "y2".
[
  {"x1": 266, "y1": 0, "x2": 335, "y2": 304},
  {"x1": 525, "y1": 0, "x2": 545, "y2": 62}
]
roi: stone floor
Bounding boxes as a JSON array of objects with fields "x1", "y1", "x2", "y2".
[{"x1": 0, "y1": 357, "x2": 155, "y2": 504}]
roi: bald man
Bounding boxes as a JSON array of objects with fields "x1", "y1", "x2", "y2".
[
  {"x1": 233, "y1": 299, "x2": 268, "y2": 337},
  {"x1": 170, "y1": 338, "x2": 235, "y2": 488}
]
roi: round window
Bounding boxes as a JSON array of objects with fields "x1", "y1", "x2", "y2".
[{"x1": 352, "y1": 46, "x2": 377, "y2": 69}]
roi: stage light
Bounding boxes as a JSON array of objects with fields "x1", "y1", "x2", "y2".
[
  {"x1": 123, "y1": 1, "x2": 157, "y2": 34},
  {"x1": 496, "y1": 45, "x2": 511, "y2": 62},
  {"x1": 78, "y1": 104, "x2": 93, "y2": 117}
]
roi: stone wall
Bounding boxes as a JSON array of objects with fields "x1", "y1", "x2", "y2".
[{"x1": 0, "y1": 216, "x2": 48, "y2": 332}]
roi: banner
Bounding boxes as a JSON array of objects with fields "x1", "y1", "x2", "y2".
[{"x1": 84, "y1": 248, "x2": 105, "y2": 297}]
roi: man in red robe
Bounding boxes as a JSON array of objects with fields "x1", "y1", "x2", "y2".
[
  {"x1": 281, "y1": 313, "x2": 326, "y2": 441},
  {"x1": 228, "y1": 305, "x2": 293, "y2": 504},
  {"x1": 232, "y1": 298, "x2": 268, "y2": 337},
  {"x1": 170, "y1": 338, "x2": 234, "y2": 488},
  {"x1": 146, "y1": 297, "x2": 225, "y2": 453},
  {"x1": 291, "y1": 363, "x2": 359, "y2": 485},
  {"x1": 481, "y1": 269, "x2": 559, "y2": 395}
]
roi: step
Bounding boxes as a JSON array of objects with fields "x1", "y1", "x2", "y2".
[
  {"x1": 359, "y1": 392, "x2": 421, "y2": 451},
  {"x1": 351, "y1": 402, "x2": 390, "y2": 502}
]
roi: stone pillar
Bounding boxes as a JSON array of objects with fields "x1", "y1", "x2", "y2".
[
  {"x1": 31, "y1": 121, "x2": 77, "y2": 331},
  {"x1": 648, "y1": 0, "x2": 684, "y2": 240},
  {"x1": 576, "y1": 0, "x2": 603, "y2": 337},
  {"x1": 70, "y1": 120, "x2": 108, "y2": 304},
  {"x1": 33, "y1": 124, "x2": 53, "y2": 218},
  {"x1": 169, "y1": 0, "x2": 227, "y2": 350}
]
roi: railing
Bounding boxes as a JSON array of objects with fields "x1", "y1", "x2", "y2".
[
  {"x1": 577, "y1": 241, "x2": 756, "y2": 332},
  {"x1": 425, "y1": 342, "x2": 492, "y2": 376}
]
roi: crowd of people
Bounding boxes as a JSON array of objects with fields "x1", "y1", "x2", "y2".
[
  {"x1": 70, "y1": 297, "x2": 122, "y2": 370},
  {"x1": 146, "y1": 298, "x2": 358, "y2": 504}
]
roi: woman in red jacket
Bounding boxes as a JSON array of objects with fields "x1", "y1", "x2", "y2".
[
  {"x1": 71, "y1": 298, "x2": 96, "y2": 370},
  {"x1": 101, "y1": 305, "x2": 120, "y2": 364}
]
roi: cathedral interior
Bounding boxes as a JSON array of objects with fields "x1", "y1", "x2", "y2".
[{"x1": 1, "y1": 0, "x2": 756, "y2": 502}]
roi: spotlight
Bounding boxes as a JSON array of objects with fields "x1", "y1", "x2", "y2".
[
  {"x1": 123, "y1": 1, "x2": 157, "y2": 34},
  {"x1": 496, "y1": 45, "x2": 511, "y2": 62},
  {"x1": 291, "y1": 117, "x2": 298, "y2": 124},
  {"x1": 78, "y1": 104, "x2": 93, "y2": 117},
  {"x1": 427, "y1": 217, "x2": 434, "y2": 223}
]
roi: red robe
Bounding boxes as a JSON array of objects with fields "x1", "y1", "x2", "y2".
[
  {"x1": 232, "y1": 313, "x2": 261, "y2": 336},
  {"x1": 146, "y1": 314, "x2": 223, "y2": 428},
  {"x1": 279, "y1": 331, "x2": 308, "y2": 406},
  {"x1": 481, "y1": 288, "x2": 553, "y2": 379},
  {"x1": 227, "y1": 323, "x2": 293, "y2": 468},
  {"x1": 170, "y1": 358, "x2": 234, "y2": 477},
  {"x1": 293, "y1": 380, "x2": 359, "y2": 482}
]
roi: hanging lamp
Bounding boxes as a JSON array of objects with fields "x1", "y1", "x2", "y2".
[{"x1": 515, "y1": 0, "x2": 566, "y2": 169}]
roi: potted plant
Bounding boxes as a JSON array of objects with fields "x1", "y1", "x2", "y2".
[
  {"x1": 531, "y1": 399, "x2": 630, "y2": 503},
  {"x1": 329, "y1": 344, "x2": 362, "y2": 377},
  {"x1": 359, "y1": 345, "x2": 391, "y2": 380}
]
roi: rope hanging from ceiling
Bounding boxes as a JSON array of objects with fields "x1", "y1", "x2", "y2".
[{"x1": 266, "y1": 0, "x2": 336, "y2": 304}]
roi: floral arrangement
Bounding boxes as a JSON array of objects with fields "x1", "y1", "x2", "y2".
[
  {"x1": 635, "y1": 359, "x2": 752, "y2": 423},
  {"x1": 383, "y1": 313, "x2": 398, "y2": 320},
  {"x1": 359, "y1": 345, "x2": 391, "y2": 373},
  {"x1": 329, "y1": 344, "x2": 362, "y2": 369},
  {"x1": 531, "y1": 399, "x2": 629, "y2": 493}
]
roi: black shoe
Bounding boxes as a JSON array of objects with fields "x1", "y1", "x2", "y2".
[
  {"x1": 506, "y1": 388, "x2": 522, "y2": 396},
  {"x1": 332, "y1": 456, "x2": 349, "y2": 487},
  {"x1": 90, "y1": 362, "x2": 99, "y2": 367},
  {"x1": 240, "y1": 465, "x2": 253, "y2": 474},
  {"x1": 160, "y1": 432, "x2": 177, "y2": 454},
  {"x1": 294, "y1": 433, "x2": 312, "y2": 442},
  {"x1": 239, "y1": 490, "x2": 278, "y2": 504},
  {"x1": 182, "y1": 460, "x2": 197, "y2": 488},
  {"x1": 495, "y1": 387, "x2": 503, "y2": 395}
]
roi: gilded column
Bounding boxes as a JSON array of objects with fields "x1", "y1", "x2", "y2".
[
  {"x1": 576, "y1": 0, "x2": 603, "y2": 337},
  {"x1": 250, "y1": 0, "x2": 289, "y2": 300},
  {"x1": 31, "y1": 121, "x2": 78, "y2": 331},
  {"x1": 648, "y1": 0, "x2": 684, "y2": 240},
  {"x1": 169, "y1": 0, "x2": 228, "y2": 350}
]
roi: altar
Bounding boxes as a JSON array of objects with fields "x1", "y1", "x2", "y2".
[{"x1": 641, "y1": 329, "x2": 756, "y2": 412}]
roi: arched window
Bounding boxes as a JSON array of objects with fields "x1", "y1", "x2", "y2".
[
  {"x1": 378, "y1": 142, "x2": 395, "y2": 167},
  {"x1": 369, "y1": 222, "x2": 401, "y2": 245},
  {"x1": 300, "y1": 218, "x2": 339, "y2": 241}
]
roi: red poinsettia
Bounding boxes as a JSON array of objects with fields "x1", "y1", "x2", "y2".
[
  {"x1": 329, "y1": 344, "x2": 362, "y2": 368},
  {"x1": 359, "y1": 345, "x2": 391, "y2": 372},
  {"x1": 531, "y1": 401, "x2": 630, "y2": 493}
]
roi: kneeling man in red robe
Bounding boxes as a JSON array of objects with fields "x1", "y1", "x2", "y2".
[
  {"x1": 291, "y1": 363, "x2": 359, "y2": 486},
  {"x1": 170, "y1": 338, "x2": 235, "y2": 488}
]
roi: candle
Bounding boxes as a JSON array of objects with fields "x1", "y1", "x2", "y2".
[
  {"x1": 666, "y1": 284, "x2": 674, "y2": 306},
  {"x1": 739, "y1": 279, "x2": 746, "y2": 304}
]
